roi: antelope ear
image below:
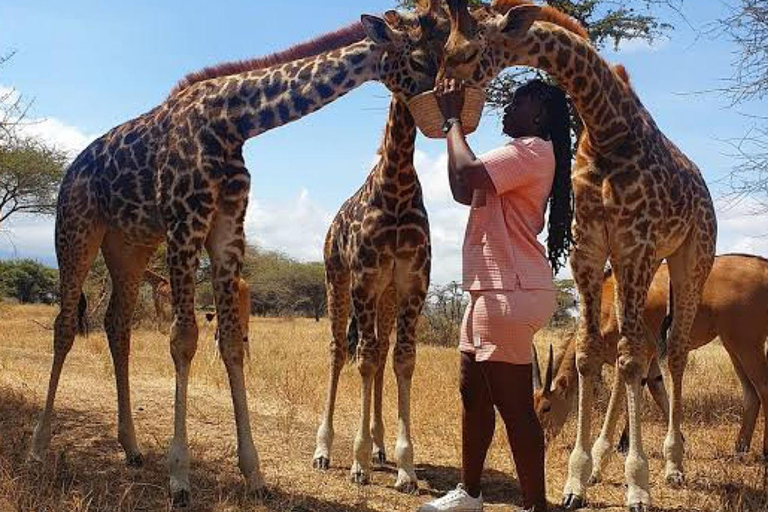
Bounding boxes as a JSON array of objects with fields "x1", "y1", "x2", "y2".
[
  {"x1": 361, "y1": 14, "x2": 396, "y2": 45},
  {"x1": 498, "y1": 4, "x2": 541, "y2": 37}
]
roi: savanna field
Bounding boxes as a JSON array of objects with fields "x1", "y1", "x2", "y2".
[{"x1": 0, "y1": 304, "x2": 766, "y2": 512}]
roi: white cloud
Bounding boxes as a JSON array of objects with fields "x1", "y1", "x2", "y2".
[
  {"x1": 1, "y1": 84, "x2": 97, "y2": 157},
  {"x1": 245, "y1": 188, "x2": 334, "y2": 262},
  {"x1": 714, "y1": 197, "x2": 768, "y2": 257}
]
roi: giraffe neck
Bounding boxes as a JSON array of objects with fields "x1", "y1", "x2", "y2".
[
  {"x1": 197, "y1": 40, "x2": 384, "y2": 141},
  {"x1": 371, "y1": 96, "x2": 418, "y2": 195},
  {"x1": 496, "y1": 24, "x2": 634, "y2": 151}
]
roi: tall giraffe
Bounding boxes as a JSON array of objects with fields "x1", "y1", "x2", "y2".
[
  {"x1": 313, "y1": 95, "x2": 430, "y2": 492},
  {"x1": 143, "y1": 268, "x2": 171, "y2": 332},
  {"x1": 439, "y1": 1, "x2": 717, "y2": 511},
  {"x1": 29, "y1": 5, "x2": 448, "y2": 506}
]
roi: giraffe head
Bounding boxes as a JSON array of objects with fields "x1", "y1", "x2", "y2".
[
  {"x1": 440, "y1": 0, "x2": 587, "y2": 89},
  {"x1": 361, "y1": 0, "x2": 450, "y2": 99}
]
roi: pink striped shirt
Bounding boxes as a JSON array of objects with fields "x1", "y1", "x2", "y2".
[{"x1": 462, "y1": 136, "x2": 556, "y2": 291}]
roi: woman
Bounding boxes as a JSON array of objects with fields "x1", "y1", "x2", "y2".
[{"x1": 418, "y1": 79, "x2": 573, "y2": 512}]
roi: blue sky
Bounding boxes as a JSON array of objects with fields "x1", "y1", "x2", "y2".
[{"x1": 1, "y1": 0, "x2": 766, "y2": 284}]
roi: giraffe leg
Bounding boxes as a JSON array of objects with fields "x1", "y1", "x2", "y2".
[
  {"x1": 663, "y1": 239, "x2": 713, "y2": 488},
  {"x1": 590, "y1": 360, "x2": 625, "y2": 485},
  {"x1": 313, "y1": 259, "x2": 351, "y2": 470},
  {"x1": 102, "y1": 231, "x2": 157, "y2": 467},
  {"x1": 562, "y1": 232, "x2": 608, "y2": 509},
  {"x1": 204, "y1": 175, "x2": 263, "y2": 495},
  {"x1": 391, "y1": 280, "x2": 425, "y2": 494},
  {"x1": 618, "y1": 357, "x2": 669, "y2": 454},
  {"x1": 350, "y1": 277, "x2": 380, "y2": 485},
  {"x1": 723, "y1": 346, "x2": 760, "y2": 454},
  {"x1": 372, "y1": 284, "x2": 396, "y2": 467},
  {"x1": 30, "y1": 216, "x2": 105, "y2": 462},
  {"x1": 612, "y1": 254, "x2": 657, "y2": 512},
  {"x1": 166, "y1": 238, "x2": 202, "y2": 507}
]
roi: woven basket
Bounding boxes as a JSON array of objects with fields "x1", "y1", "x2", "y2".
[{"x1": 408, "y1": 87, "x2": 486, "y2": 139}]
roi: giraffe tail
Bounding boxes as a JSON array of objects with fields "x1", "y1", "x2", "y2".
[
  {"x1": 346, "y1": 313, "x2": 359, "y2": 365},
  {"x1": 77, "y1": 292, "x2": 89, "y2": 337},
  {"x1": 657, "y1": 272, "x2": 673, "y2": 361}
]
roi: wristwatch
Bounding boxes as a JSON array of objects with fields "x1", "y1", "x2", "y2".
[{"x1": 442, "y1": 117, "x2": 461, "y2": 134}]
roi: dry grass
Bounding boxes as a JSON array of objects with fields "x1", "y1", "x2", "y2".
[{"x1": 0, "y1": 303, "x2": 765, "y2": 512}]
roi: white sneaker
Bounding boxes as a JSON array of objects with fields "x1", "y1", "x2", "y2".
[{"x1": 418, "y1": 483, "x2": 483, "y2": 512}]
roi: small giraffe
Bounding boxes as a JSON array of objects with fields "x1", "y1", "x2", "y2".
[
  {"x1": 143, "y1": 268, "x2": 172, "y2": 332},
  {"x1": 440, "y1": 1, "x2": 717, "y2": 510},
  {"x1": 29, "y1": 6, "x2": 448, "y2": 505},
  {"x1": 313, "y1": 95, "x2": 430, "y2": 492}
]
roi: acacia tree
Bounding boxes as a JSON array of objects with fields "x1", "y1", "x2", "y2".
[
  {"x1": 717, "y1": 0, "x2": 768, "y2": 210},
  {"x1": 0, "y1": 52, "x2": 68, "y2": 228}
]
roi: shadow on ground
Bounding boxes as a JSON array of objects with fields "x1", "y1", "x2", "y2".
[{"x1": 0, "y1": 385, "x2": 383, "y2": 512}]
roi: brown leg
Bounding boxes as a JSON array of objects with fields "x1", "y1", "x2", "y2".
[
  {"x1": 372, "y1": 284, "x2": 397, "y2": 467},
  {"x1": 612, "y1": 253, "x2": 657, "y2": 511},
  {"x1": 726, "y1": 340, "x2": 768, "y2": 459},
  {"x1": 101, "y1": 231, "x2": 157, "y2": 467},
  {"x1": 350, "y1": 275, "x2": 380, "y2": 485},
  {"x1": 563, "y1": 220, "x2": 609, "y2": 509},
  {"x1": 205, "y1": 168, "x2": 262, "y2": 495},
  {"x1": 460, "y1": 352, "x2": 496, "y2": 499},
  {"x1": 313, "y1": 264, "x2": 351, "y2": 470},
  {"x1": 483, "y1": 361, "x2": 547, "y2": 511},
  {"x1": 663, "y1": 237, "x2": 713, "y2": 488},
  {"x1": 30, "y1": 214, "x2": 105, "y2": 462},
  {"x1": 391, "y1": 278, "x2": 426, "y2": 493}
]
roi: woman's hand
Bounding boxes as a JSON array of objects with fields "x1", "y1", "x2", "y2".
[{"x1": 435, "y1": 78, "x2": 465, "y2": 120}]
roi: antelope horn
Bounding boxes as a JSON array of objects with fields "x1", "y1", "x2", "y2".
[
  {"x1": 544, "y1": 344, "x2": 555, "y2": 392},
  {"x1": 532, "y1": 345, "x2": 543, "y2": 390}
]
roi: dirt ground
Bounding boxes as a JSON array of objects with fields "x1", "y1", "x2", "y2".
[{"x1": 0, "y1": 304, "x2": 766, "y2": 511}]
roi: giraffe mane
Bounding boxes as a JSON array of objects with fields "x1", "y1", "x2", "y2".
[
  {"x1": 169, "y1": 21, "x2": 367, "y2": 97},
  {"x1": 613, "y1": 63, "x2": 631, "y2": 84},
  {"x1": 489, "y1": 0, "x2": 589, "y2": 40}
]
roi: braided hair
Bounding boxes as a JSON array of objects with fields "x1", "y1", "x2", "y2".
[{"x1": 513, "y1": 79, "x2": 573, "y2": 275}]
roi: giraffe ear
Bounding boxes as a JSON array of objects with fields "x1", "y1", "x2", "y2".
[
  {"x1": 361, "y1": 14, "x2": 397, "y2": 45},
  {"x1": 498, "y1": 4, "x2": 541, "y2": 37}
]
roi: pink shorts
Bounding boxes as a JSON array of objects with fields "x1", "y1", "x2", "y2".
[{"x1": 459, "y1": 288, "x2": 556, "y2": 364}]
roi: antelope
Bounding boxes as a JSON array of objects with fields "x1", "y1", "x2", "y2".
[{"x1": 534, "y1": 254, "x2": 768, "y2": 483}]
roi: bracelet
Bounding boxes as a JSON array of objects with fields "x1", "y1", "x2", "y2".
[{"x1": 442, "y1": 117, "x2": 461, "y2": 134}]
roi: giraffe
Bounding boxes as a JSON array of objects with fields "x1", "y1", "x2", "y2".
[
  {"x1": 312, "y1": 95, "x2": 430, "y2": 492},
  {"x1": 439, "y1": 1, "x2": 718, "y2": 510},
  {"x1": 143, "y1": 268, "x2": 172, "y2": 332},
  {"x1": 28, "y1": 4, "x2": 449, "y2": 506},
  {"x1": 534, "y1": 254, "x2": 768, "y2": 482}
]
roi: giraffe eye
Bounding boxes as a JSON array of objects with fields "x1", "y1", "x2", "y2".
[{"x1": 409, "y1": 56, "x2": 430, "y2": 74}]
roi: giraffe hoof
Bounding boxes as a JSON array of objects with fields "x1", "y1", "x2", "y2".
[
  {"x1": 616, "y1": 433, "x2": 630, "y2": 455},
  {"x1": 629, "y1": 504, "x2": 647, "y2": 512},
  {"x1": 171, "y1": 489, "x2": 190, "y2": 508},
  {"x1": 372, "y1": 449, "x2": 386, "y2": 467},
  {"x1": 665, "y1": 470, "x2": 685, "y2": 488},
  {"x1": 394, "y1": 470, "x2": 418, "y2": 494},
  {"x1": 126, "y1": 452, "x2": 144, "y2": 468},
  {"x1": 562, "y1": 494, "x2": 585, "y2": 510},
  {"x1": 350, "y1": 466, "x2": 370, "y2": 485},
  {"x1": 313, "y1": 456, "x2": 330, "y2": 470}
]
